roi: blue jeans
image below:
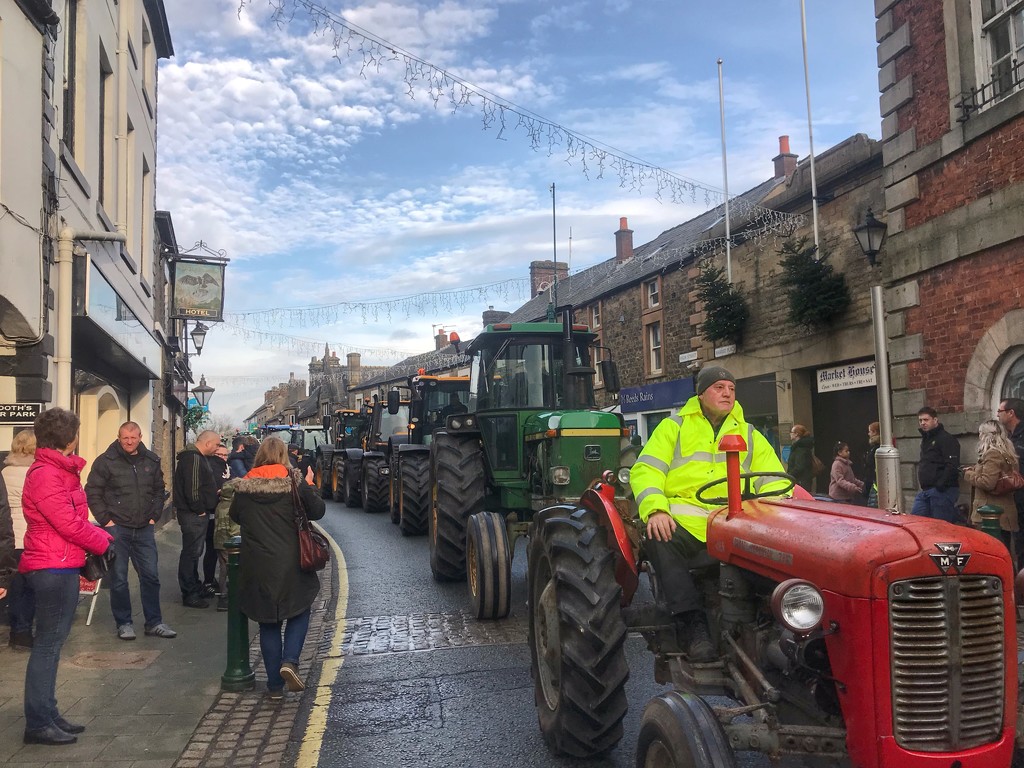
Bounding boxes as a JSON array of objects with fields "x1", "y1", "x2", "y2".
[
  {"x1": 177, "y1": 513, "x2": 208, "y2": 600},
  {"x1": 110, "y1": 524, "x2": 163, "y2": 628},
  {"x1": 8, "y1": 550, "x2": 35, "y2": 634},
  {"x1": 911, "y1": 486, "x2": 961, "y2": 523},
  {"x1": 258, "y1": 608, "x2": 311, "y2": 691},
  {"x1": 24, "y1": 569, "x2": 79, "y2": 730}
]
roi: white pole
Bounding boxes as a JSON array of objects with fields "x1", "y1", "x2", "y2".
[
  {"x1": 800, "y1": 0, "x2": 820, "y2": 251},
  {"x1": 717, "y1": 58, "x2": 732, "y2": 283}
]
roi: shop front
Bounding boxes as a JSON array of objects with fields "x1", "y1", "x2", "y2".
[
  {"x1": 619, "y1": 377, "x2": 695, "y2": 443},
  {"x1": 808, "y1": 359, "x2": 878, "y2": 480}
]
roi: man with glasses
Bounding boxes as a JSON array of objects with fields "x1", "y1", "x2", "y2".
[{"x1": 997, "y1": 398, "x2": 1024, "y2": 566}]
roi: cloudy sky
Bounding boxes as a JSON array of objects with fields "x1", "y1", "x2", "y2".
[{"x1": 157, "y1": 0, "x2": 881, "y2": 427}]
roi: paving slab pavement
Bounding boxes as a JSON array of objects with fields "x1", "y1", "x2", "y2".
[{"x1": 0, "y1": 525, "x2": 336, "y2": 768}]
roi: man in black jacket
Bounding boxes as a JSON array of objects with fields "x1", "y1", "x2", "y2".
[
  {"x1": 86, "y1": 422, "x2": 176, "y2": 640},
  {"x1": 997, "y1": 397, "x2": 1024, "y2": 564},
  {"x1": 173, "y1": 430, "x2": 221, "y2": 608},
  {"x1": 910, "y1": 406, "x2": 962, "y2": 523}
]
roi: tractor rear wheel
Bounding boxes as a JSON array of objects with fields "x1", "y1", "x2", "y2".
[
  {"x1": 399, "y1": 453, "x2": 430, "y2": 536},
  {"x1": 429, "y1": 431, "x2": 484, "y2": 582},
  {"x1": 467, "y1": 511, "x2": 511, "y2": 619},
  {"x1": 362, "y1": 456, "x2": 388, "y2": 514},
  {"x1": 528, "y1": 505, "x2": 629, "y2": 758},
  {"x1": 344, "y1": 461, "x2": 360, "y2": 508},
  {"x1": 315, "y1": 455, "x2": 331, "y2": 499},
  {"x1": 331, "y1": 460, "x2": 345, "y2": 503},
  {"x1": 635, "y1": 692, "x2": 736, "y2": 768}
]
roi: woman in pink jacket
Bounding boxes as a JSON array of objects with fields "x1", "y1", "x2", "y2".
[
  {"x1": 20, "y1": 408, "x2": 112, "y2": 746},
  {"x1": 828, "y1": 441, "x2": 865, "y2": 503}
]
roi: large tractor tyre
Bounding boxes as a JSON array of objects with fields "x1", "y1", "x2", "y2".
[
  {"x1": 429, "y1": 432, "x2": 485, "y2": 582},
  {"x1": 399, "y1": 453, "x2": 430, "y2": 536},
  {"x1": 362, "y1": 457, "x2": 389, "y2": 514},
  {"x1": 528, "y1": 506, "x2": 629, "y2": 758},
  {"x1": 331, "y1": 461, "x2": 345, "y2": 503},
  {"x1": 315, "y1": 456, "x2": 332, "y2": 499},
  {"x1": 467, "y1": 511, "x2": 511, "y2": 619},
  {"x1": 635, "y1": 692, "x2": 736, "y2": 768},
  {"x1": 343, "y1": 463, "x2": 360, "y2": 509},
  {"x1": 389, "y1": 461, "x2": 401, "y2": 525}
]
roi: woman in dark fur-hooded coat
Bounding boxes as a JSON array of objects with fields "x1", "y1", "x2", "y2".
[{"x1": 230, "y1": 436, "x2": 325, "y2": 697}]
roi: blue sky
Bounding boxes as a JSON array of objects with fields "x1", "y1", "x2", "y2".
[{"x1": 157, "y1": 0, "x2": 881, "y2": 426}]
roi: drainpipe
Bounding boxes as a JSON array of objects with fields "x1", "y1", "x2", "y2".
[
  {"x1": 116, "y1": 3, "x2": 129, "y2": 235},
  {"x1": 56, "y1": 227, "x2": 126, "y2": 409}
]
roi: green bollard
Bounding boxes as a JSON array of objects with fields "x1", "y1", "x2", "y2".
[
  {"x1": 976, "y1": 504, "x2": 1004, "y2": 543},
  {"x1": 221, "y1": 535, "x2": 255, "y2": 691}
]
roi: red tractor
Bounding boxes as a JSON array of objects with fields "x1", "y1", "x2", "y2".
[{"x1": 527, "y1": 434, "x2": 1021, "y2": 766}]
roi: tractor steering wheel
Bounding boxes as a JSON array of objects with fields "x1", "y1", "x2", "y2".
[{"x1": 695, "y1": 472, "x2": 797, "y2": 506}]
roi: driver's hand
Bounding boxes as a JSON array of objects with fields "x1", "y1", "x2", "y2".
[
  {"x1": 646, "y1": 511, "x2": 676, "y2": 542},
  {"x1": 305, "y1": 466, "x2": 315, "y2": 485}
]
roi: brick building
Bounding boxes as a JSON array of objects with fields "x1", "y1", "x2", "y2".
[{"x1": 873, "y1": 0, "x2": 1024, "y2": 503}]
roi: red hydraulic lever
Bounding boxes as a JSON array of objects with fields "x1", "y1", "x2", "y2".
[{"x1": 717, "y1": 434, "x2": 747, "y2": 516}]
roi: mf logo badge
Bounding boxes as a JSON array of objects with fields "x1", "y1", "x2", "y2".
[
  {"x1": 584, "y1": 445, "x2": 602, "y2": 461},
  {"x1": 929, "y1": 542, "x2": 971, "y2": 575}
]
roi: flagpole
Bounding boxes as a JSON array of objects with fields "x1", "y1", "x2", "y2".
[
  {"x1": 800, "y1": 0, "x2": 820, "y2": 251},
  {"x1": 717, "y1": 58, "x2": 732, "y2": 284}
]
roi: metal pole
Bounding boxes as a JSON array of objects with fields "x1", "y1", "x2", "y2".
[
  {"x1": 799, "y1": 0, "x2": 820, "y2": 251},
  {"x1": 717, "y1": 58, "x2": 732, "y2": 284},
  {"x1": 872, "y1": 286, "x2": 901, "y2": 513},
  {"x1": 550, "y1": 182, "x2": 558, "y2": 310},
  {"x1": 221, "y1": 536, "x2": 255, "y2": 691}
]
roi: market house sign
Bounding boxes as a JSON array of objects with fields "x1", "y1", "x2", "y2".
[{"x1": 817, "y1": 361, "x2": 876, "y2": 393}]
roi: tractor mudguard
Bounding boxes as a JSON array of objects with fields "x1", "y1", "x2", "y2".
[
  {"x1": 580, "y1": 482, "x2": 639, "y2": 606},
  {"x1": 397, "y1": 443, "x2": 429, "y2": 455}
]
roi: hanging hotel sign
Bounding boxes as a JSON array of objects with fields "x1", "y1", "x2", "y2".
[
  {"x1": 169, "y1": 258, "x2": 227, "y2": 321},
  {"x1": 817, "y1": 360, "x2": 876, "y2": 393},
  {"x1": 0, "y1": 403, "x2": 42, "y2": 424}
]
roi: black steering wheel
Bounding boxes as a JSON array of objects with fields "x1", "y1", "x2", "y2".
[{"x1": 695, "y1": 471, "x2": 797, "y2": 506}]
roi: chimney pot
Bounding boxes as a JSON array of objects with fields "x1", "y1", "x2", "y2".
[{"x1": 773, "y1": 135, "x2": 798, "y2": 179}]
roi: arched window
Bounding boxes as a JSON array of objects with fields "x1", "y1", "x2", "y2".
[{"x1": 999, "y1": 350, "x2": 1024, "y2": 401}]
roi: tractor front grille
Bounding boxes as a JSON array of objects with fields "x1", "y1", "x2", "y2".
[{"x1": 889, "y1": 575, "x2": 1004, "y2": 751}]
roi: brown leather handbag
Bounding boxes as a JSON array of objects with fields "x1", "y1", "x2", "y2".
[{"x1": 291, "y1": 477, "x2": 329, "y2": 572}]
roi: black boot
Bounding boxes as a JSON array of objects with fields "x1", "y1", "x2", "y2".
[
  {"x1": 24, "y1": 725, "x2": 77, "y2": 745},
  {"x1": 680, "y1": 610, "x2": 716, "y2": 662}
]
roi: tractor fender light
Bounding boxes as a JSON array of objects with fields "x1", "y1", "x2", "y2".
[
  {"x1": 616, "y1": 466, "x2": 631, "y2": 485},
  {"x1": 770, "y1": 579, "x2": 825, "y2": 634},
  {"x1": 551, "y1": 466, "x2": 570, "y2": 486},
  {"x1": 450, "y1": 418, "x2": 463, "y2": 430}
]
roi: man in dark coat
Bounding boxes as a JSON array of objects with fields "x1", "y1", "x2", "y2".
[
  {"x1": 910, "y1": 406, "x2": 961, "y2": 523},
  {"x1": 86, "y1": 421, "x2": 176, "y2": 639},
  {"x1": 997, "y1": 397, "x2": 1024, "y2": 565},
  {"x1": 173, "y1": 430, "x2": 220, "y2": 608}
]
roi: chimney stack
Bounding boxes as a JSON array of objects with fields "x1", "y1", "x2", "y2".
[
  {"x1": 529, "y1": 260, "x2": 568, "y2": 296},
  {"x1": 615, "y1": 217, "x2": 634, "y2": 263},
  {"x1": 434, "y1": 328, "x2": 449, "y2": 350},
  {"x1": 482, "y1": 305, "x2": 511, "y2": 327},
  {"x1": 773, "y1": 135, "x2": 798, "y2": 179}
]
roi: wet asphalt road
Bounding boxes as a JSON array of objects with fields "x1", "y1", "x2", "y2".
[{"x1": 315, "y1": 498, "x2": 767, "y2": 768}]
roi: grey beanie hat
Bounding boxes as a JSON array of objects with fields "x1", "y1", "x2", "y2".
[{"x1": 696, "y1": 366, "x2": 736, "y2": 395}]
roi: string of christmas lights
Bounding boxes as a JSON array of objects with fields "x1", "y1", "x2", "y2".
[
  {"x1": 237, "y1": 0, "x2": 803, "y2": 233},
  {"x1": 219, "y1": 321, "x2": 416, "y2": 362}
]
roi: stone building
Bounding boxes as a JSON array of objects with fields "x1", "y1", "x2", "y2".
[{"x1": 0, "y1": 0, "x2": 174, "y2": 471}]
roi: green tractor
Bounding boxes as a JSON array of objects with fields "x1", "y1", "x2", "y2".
[
  {"x1": 359, "y1": 394, "x2": 411, "y2": 515},
  {"x1": 385, "y1": 374, "x2": 471, "y2": 536},
  {"x1": 322, "y1": 407, "x2": 371, "y2": 505},
  {"x1": 428, "y1": 309, "x2": 629, "y2": 620}
]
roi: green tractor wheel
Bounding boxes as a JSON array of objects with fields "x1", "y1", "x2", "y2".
[
  {"x1": 528, "y1": 505, "x2": 629, "y2": 758},
  {"x1": 399, "y1": 453, "x2": 430, "y2": 536},
  {"x1": 362, "y1": 456, "x2": 389, "y2": 514},
  {"x1": 467, "y1": 511, "x2": 511, "y2": 619},
  {"x1": 429, "y1": 431, "x2": 484, "y2": 582}
]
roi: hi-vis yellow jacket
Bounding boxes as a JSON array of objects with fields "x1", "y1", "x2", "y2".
[{"x1": 630, "y1": 396, "x2": 789, "y2": 543}]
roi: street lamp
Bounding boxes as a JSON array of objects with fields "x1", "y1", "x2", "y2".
[
  {"x1": 853, "y1": 208, "x2": 888, "y2": 266},
  {"x1": 193, "y1": 375, "x2": 215, "y2": 407},
  {"x1": 190, "y1": 322, "x2": 209, "y2": 356}
]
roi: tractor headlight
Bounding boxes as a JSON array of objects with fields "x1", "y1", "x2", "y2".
[
  {"x1": 771, "y1": 579, "x2": 824, "y2": 634},
  {"x1": 616, "y1": 466, "x2": 631, "y2": 486},
  {"x1": 551, "y1": 466, "x2": 570, "y2": 486}
]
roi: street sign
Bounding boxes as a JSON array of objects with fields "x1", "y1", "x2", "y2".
[{"x1": 0, "y1": 403, "x2": 42, "y2": 424}]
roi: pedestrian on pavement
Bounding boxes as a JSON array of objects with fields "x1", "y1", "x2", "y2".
[
  {"x1": 20, "y1": 407, "x2": 113, "y2": 746},
  {"x1": 173, "y1": 430, "x2": 221, "y2": 608},
  {"x1": 230, "y1": 436, "x2": 325, "y2": 701},
  {"x1": 963, "y1": 419, "x2": 1019, "y2": 555},
  {"x1": 911, "y1": 406, "x2": 962, "y2": 524},
  {"x1": 828, "y1": 441, "x2": 864, "y2": 503},
  {"x1": 212, "y1": 476, "x2": 239, "y2": 612},
  {"x1": 862, "y1": 421, "x2": 881, "y2": 507},
  {"x1": 227, "y1": 436, "x2": 250, "y2": 479},
  {"x1": 786, "y1": 425, "x2": 816, "y2": 492},
  {"x1": 997, "y1": 398, "x2": 1024, "y2": 567},
  {"x1": 200, "y1": 444, "x2": 230, "y2": 599},
  {"x1": 4, "y1": 429, "x2": 37, "y2": 649},
  {"x1": 85, "y1": 421, "x2": 176, "y2": 641},
  {"x1": 0, "y1": 473, "x2": 16, "y2": 601}
]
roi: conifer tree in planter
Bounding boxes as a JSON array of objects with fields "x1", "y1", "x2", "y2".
[
  {"x1": 696, "y1": 263, "x2": 749, "y2": 345},
  {"x1": 778, "y1": 238, "x2": 851, "y2": 330}
]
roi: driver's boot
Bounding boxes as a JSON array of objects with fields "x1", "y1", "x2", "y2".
[{"x1": 680, "y1": 610, "x2": 715, "y2": 662}]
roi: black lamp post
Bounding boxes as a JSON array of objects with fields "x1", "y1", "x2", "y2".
[
  {"x1": 190, "y1": 322, "x2": 209, "y2": 356},
  {"x1": 193, "y1": 374, "x2": 215, "y2": 407},
  {"x1": 853, "y1": 208, "x2": 888, "y2": 266}
]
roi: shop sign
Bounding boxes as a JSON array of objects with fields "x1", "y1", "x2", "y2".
[
  {"x1": 714, "y1": 344, "x2": 737, "y2": 358},
  {"x1": 0, "y1": 403, "x2": 42, "y2": 424},
  {"x1": 817, "y1": 361, "x2": 876, "y2": 392},
  {"x1": 619, "y1": 377, "x2": 695, "y2": 414},
  {"x1": 170, "y1": 258, "x2": 227, "y2": 321}
]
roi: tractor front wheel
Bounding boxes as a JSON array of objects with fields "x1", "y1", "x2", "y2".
[
  {"x1": 343, "y1": 461, "x2": 360, "y2": 508},
  {"x1": 635, "y1": 691, "x2": 736, "y2": 768},
  {"x1": 315, "y1": 456, "x2": 331, "y2": 499},
  {"x1": 429, "y1": 431, "x2": 484, "y2": 582},
  {"x1": 399, "y1": 453, "x2": 430, "y2": 536},
  {"x1": 528, "y1": 505, "x2": 629, "y2": 757},
  {"x1": 331, "y1": 460, "x2": 345, "y2": 503},
  {"x1": 467, "y1": 511, "x2": 511, "y2": 619},
  {"x1": 362, "y1": 457, "x2": 388, "y2": 514}
]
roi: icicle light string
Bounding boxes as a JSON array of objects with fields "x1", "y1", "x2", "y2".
[
  {"x1": 237, "y1": 0, "x2": 802, "y2": 233},
  {"x1": 220, "y1": 320, "x2": 416, "y2": 361}
]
